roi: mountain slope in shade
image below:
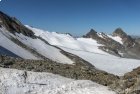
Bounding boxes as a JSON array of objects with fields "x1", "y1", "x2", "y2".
[
  {"x1": 0, "y1": 28, "x2": 38, "y2": 59},
  {"x1": 0, "y1": 46, "x2": 19, "y2": 57}
]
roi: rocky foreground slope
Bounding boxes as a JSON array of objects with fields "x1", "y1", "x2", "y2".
[
  {"x1": 1, "y1": 55, "x2": 140, "y2": 94},
  {"x1": 136, "y1": 38, "x2": 140, "y2": 44}
]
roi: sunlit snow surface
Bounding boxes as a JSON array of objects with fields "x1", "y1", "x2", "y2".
[
  {"x1": 0, "y1": 27, "x2": 74, "y2": 64},
  {"x1": 60, "y1": 47, "x2": 140, "y2": 76},
  {"x1": 26, "y1": 25, "x2": 107, "y2": 55},
  {"x1": 14, "y1": 33, "x2": 74, "y2": 64},
  {"x1": 107, "y1": 35, "x2": 123, "y2": 44},
  {"x1": 26, "y1": 25, "x2": 140, "y2": 76},
  {"x1": 0, "y1": 68, "x2": 116, "y2": 94}
]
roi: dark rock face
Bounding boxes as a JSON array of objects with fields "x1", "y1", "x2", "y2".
[
  {"x1": 85, "y1": 29, "x2": 123, "y2": 49},
  {"x1": 113, "y1": 28, "x2": 140, "y2": 59},
  {"x1": 113, "y1": 28, "x2": 135, "y2": 48},
  {"x1": 0, "y1": 11, "x2": 36, "y2": 38},
  {"x1": 84, "y1": 29, "x2": 98, "y2": 39},
  {"x1": 113, "y1": 28, "x2": 127, "y2": 38}
]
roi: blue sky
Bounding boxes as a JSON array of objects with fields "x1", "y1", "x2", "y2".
[{"x1": 0, "y1": 0, "x2": 140, "y2": 36}]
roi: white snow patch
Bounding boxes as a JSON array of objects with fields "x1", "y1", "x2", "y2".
[
  {"x1": 0, "y1": 68, "x2": 116, "y2": 94},
  {"x1": 97, "y1": 33, "x2": 104, "y2": 38},
  {"x1": 108, "y1": 35, "x2": 123, "y2": 44}
]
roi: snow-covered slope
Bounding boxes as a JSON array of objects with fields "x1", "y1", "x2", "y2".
[
  {"x1": 28, "y1": 26, "x2": 140, "y2": 76},
  {"x1": 60, "y1": 47, "x2": 140, "y2": 76},
  {"x1": 26, "y1": 25, "x2": 107, "y2": 55},
  {"x1": 0, "y1": 27, "x2": 74, "y2": 64},
  {"x1": 13, "y1": 33, "x2": 74, "y2": 64},
  {"x1": 0, "y1": 67, "x2": 116, "y2": 94},
  {"x1": 0, "y1": 28, "x2": 38, "y2": 59}
]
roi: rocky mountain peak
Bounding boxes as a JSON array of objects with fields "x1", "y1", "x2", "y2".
[
  {"x1": 84, "y1": 29, "x2": 99, "y2": 39},
  {"x1": 113, "y1": 28, "x2": 136, "y2": 47},
  {"x1": 0, "y1": 11, "x2": 36, "y2": 38},
  {"x1": 89, "y1": 29, "x2": 97, "y2": 34},
  {"x1": 113, "y1": 28, "x2": 127, "y2": 38}
]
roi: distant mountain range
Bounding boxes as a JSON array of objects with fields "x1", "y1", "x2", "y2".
[{"x1": 0, "y1": 11, "x2": 140, "y2": 60}]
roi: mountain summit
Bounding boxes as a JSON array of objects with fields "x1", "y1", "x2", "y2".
[
  {"x1": 84, "y1": 29, "x2": 98, "y2": 38},
  {"x1": 113, "y1": 28, "x2": 135, "y2": 47},
  {"x1": 113, "y1": 28, "x2": 127, "y2": 38}
]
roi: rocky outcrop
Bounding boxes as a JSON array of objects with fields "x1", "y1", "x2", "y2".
[
  {"x1": 110, "y1": 66, "x2": 140, "y2": 94},
  {"x1": 136, "y1": 38, "x2": 140, "y2": 44},
  {"x1": 113, "y1": 28, "x2": 127, "y2": 38},
  {"x1": 84, "y1": 29, "x2": 98, "y2": 39},
  {"x1": 0, "y1": 11, "x2": 36, "y2": 38}
]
